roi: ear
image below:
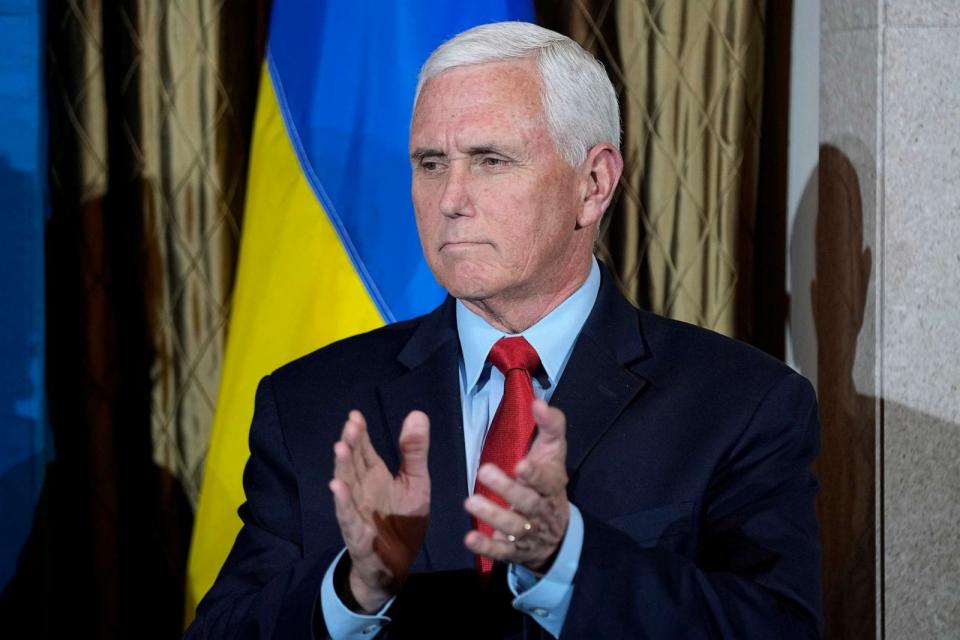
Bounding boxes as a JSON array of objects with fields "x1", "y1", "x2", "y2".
[{"x1": 576, "y1": 143, "x2": 624, "y2": 229}]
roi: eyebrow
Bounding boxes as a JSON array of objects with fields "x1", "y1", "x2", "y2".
[
  {"x1": 466, "y1": 145, "x2": 508, "y2": 156},
  {"x1": 410, "y1": 145, "x2": 516, "y2": 162},
  {"x1": 411, "y1": 148, "x2": 444, "y2": 162}
]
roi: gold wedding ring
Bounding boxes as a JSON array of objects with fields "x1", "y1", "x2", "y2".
[{"x1": 507, "y1": 521, "x2": 534, "y2": 543}]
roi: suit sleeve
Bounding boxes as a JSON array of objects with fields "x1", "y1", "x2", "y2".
[
  {"x1": 562, "y1": 372, "x2": 823, "y2": 639},
  {"x1": 185, "y1": 375, "x2": 341, "y2": 640}
]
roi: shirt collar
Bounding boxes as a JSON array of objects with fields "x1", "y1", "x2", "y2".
[{"x1": 456, "y1": 257, "x2": 601, "y2": 393}]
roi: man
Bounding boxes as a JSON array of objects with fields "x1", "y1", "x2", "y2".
[{"x1": 188, "y1": 22, "x2": 821, "y2": 639}]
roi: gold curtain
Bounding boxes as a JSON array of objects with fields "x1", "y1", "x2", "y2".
[
  {"x1": 48, "y1": 0, "x2": 268, "y2": 508},
  {"x1": 538, "y1": 0, "x2": 766, "y2": 336},
  {"x1": 132, "y1": 0, "x2": 256, "y2": 507},
  {"x1": 0, "y1": 1, "x2": 268, "y2": 636}
]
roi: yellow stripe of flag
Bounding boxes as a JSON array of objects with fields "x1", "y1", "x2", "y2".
[{"x1": 185, "y1": 66, "x2": 383, "y2": 617}]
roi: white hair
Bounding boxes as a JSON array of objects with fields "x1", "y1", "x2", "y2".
[{"x1": 414, "y1": 21, "x2": 621, "y2": 167}]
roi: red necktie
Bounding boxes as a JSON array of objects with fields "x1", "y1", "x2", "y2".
[{"x1": 473, "y1": 336, "x2": 541, "y2": 573}]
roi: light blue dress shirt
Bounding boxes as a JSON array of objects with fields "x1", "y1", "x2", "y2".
[{"x1": 320, "y1": 259, "x2": 602, "y2": 639}]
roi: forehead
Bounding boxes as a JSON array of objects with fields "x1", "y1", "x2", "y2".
[{"x1": 410, "y1": 59, "x2": 547, "y2": 144}]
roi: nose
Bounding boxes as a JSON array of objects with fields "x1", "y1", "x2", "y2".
[{"x1": 438, "y1": 160, "x2": 470, "y2": 218}]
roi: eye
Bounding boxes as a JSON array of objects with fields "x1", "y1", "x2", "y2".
[
  {"x1": 479, "y1": 156, "x2": 507, "y2": 167},
  {"x1": 418, "y1": 158, "x2": 444, "y2": 172}
]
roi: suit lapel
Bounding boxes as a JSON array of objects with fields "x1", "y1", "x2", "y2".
[
  {"x1": 551, "y1": 264, "x2": 650, "y2": 477},
  {"x1": 378, "y1": 298, "x2": 474, "y2": 571}
]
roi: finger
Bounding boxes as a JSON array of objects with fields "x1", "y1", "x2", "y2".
[
  {"x1": 329, "y1": 478, "x2": 372, "y2": 549},
  {"x1": 464, "y1": 493, "x2": 530, "y2": 539},
  {"x1": 329, "y1": 477, "x2": 357, "y2": 531},
  {"x1": 517, "y1": 401, "x2": 568, "y2": 489},
  {"x1": 334, "y1": 438, "x2": 372, "y2": 513},
  {"x1": 342, "y1": 412, "x2": 370, "y2": 476},
  {"x1": 398, "y1": 410, "x2": 430, "y2": 479},
  {"x1": 514, "y1": 456, "x2": 567, "y2": 496},
  {"x1": 350, "y1": 410, "x2": 386, "y2": 472},
  {"x1": 464, "y1": 529, "x2": 521, "y2": 563},
  {"x1": 335, "y1": 413, "x2": 362, "y2": 482},
  {"x1": 531, "y1": 399, "x2": 566, "y2": 446},
  {"x1": 475, "y1": 463, "x2": 543, "y2": 515},
  {"x1": 333, "y1": 438, "x2": 361, "y2": 491}
]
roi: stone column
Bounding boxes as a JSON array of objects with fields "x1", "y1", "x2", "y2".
[{"x1": 819, "y1": 1, "x2": 960, "y2": 637}]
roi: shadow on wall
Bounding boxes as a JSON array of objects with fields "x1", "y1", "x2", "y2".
[
  {"x1": 790, "y1": 142, "x2": 960, "y2": 639},
  {"x1": 794, "y1": 145, "x2": 960, "y2": 637},
  {"x1": 795, "y1": 144, "x2": 876, "y2": 639}
]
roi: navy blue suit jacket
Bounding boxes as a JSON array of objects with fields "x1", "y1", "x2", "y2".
[{"x1": 187, "y1": 266, "x2": 822, "y2": 638}]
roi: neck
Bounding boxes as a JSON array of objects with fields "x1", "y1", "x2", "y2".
[{"x1": 460, "y1": 260, "x2": 592, "y2": 334}]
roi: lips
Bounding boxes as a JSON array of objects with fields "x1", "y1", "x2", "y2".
[{"x1": 440, "y1": 241, "x2": 489, "y2": 251}]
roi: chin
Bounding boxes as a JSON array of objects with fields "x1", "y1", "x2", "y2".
[
  {"x1": 440, "y1": 279, "x2": 492, "y2": 301},
  {"x1": 433, "y1": 260, "x2": 498, "y2": 300}
]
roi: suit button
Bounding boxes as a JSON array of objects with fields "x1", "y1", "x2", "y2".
[
  {"x1": 361, "y1": 623, "x2": 380, "y2": 634},
  {"x1": 532, "y1": 608, "x2": 548, "y2": 617}
]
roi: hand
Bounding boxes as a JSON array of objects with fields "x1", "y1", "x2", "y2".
[
  {"x1": 328, "y1": 410, "x2": 430, "y2": 612},
  {"x1": 464, "y1": 399, "x2": 569, "y2": 573}
]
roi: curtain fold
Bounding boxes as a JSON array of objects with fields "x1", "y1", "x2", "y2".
[
  {"x1": 129, "y1": 0, "x2": 265, "y2": 508},
  {"x1": 0, "y1": 2, "x2": 268, "y2": 636},
  {"x1": 538, "y1": 0, "x2": 766, "y2": 337}
]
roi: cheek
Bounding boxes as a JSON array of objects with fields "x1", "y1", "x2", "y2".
[
  {"x1": 479, "y1": 190, "x2": 537, "y2": 256},
  {"x1": 412, "y1": 193, "x2": 441, "y2": 237},
  {"x1": 505, "y1": 183, "x2": 575, "y2": 247},
  {"x1": 412, "y1": 177, "x2": 440, "y2": 208}
]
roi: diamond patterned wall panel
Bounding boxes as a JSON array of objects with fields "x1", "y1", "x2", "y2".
[
  {"x1": 615, "y1": 0, "x2": 763, "y2": 334},
  {"x1": 540, "y1": 0, "x2": 765, "y2": 336},
  {"x1": 42, "y1": 1, "x2": 266, "y2": 633},
  {"x1": 118, "y1": 0, "x2": 241, "y2": 507},
  {"x1": 48, "y1": 0, "x2": 264, "y2": 509}
]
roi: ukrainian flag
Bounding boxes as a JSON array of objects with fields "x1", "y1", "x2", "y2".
[{"x1": 186, "y1": 1, "x2": 533, "y2": 616}]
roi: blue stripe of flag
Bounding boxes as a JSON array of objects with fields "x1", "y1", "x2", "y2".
[{"x1": 267, "y1": 1, "x2": 534, "y2": 322}]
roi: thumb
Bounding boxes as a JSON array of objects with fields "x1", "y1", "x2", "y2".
[
  {"x1": 531, "y1": 399, "x2": 566, "y2": 446},
  {"x1": 399, "y1": 410, "x2": 430, "y2": 478},
  {"x1": 517, "y1": 400, "x2": 568, "y2": 492}
]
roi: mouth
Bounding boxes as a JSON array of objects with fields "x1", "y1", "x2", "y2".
[{"x1": 440, "y1": 241, "x2": 490, "y2": 251}]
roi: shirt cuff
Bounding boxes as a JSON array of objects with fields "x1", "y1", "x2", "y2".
[
  {"x1": 319, "y1": 547, "x2": 394, "y2": 640},
  {"x1": 507, "y1": 503, "x2": 583, "y2": 638}
]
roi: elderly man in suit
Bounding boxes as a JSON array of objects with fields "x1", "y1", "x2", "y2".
[{"x1": 188, "y1": 22, "x2": 822, "y2": 639}]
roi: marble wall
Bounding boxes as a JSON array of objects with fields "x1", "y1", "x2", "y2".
[
  {"x1": 818, "y1": 1, "x2": 960, "y2": 637},
  {"x1": 880, "y1": 3, "x2": 960, "y2": 636}
]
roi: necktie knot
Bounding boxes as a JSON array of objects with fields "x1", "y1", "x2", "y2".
[{"x1": 487, "y1": 336, "x2": 541, "y2": 375}]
